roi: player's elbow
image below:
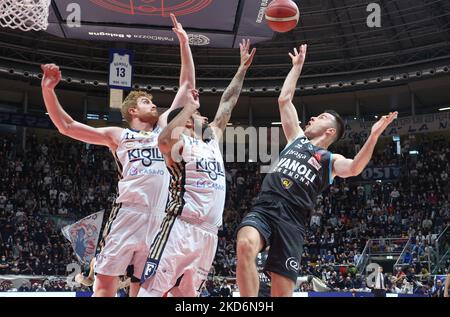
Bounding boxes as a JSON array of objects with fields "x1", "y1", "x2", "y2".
[
  {"x1": 178, "y1": 83, "x2": 194, "y2": 94},
  {"x1": 349, "y1": 164, "x2": 362, "y2": 177},
  {"x1": 57, "y1": 123, "x2": 71, "y2": 136},
  {"x1": 57, "y1": 120, "x2": 76, "y2": 137},
  {"x1": 184, "y1": 82, "x2": 195, "y2": 90},
  {"x1": 335, "y1": 165, "x2": 359, "y2": 179},
  {"x1": 278, "y1": 95, "x2": 290, "y2": 106}
]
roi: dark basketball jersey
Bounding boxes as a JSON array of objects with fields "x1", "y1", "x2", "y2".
[
  {"x1": 258, "y1": 134, "x2": 333, "y2": 227},
  {"x1": 256, "y1": 251, "x2": 271, "y2": 297}
]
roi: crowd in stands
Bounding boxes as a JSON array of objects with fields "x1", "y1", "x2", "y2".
[
  {"x1": 0, "y1": 131, "x2": 449, "y2": 296},
  {"x1": 216, "y1": 134, "x2": 450, "y2": 295}
]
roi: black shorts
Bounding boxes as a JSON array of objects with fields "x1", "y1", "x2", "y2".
[{"x1": 237, "y1": 198, "x2": 305, "y2": 283}]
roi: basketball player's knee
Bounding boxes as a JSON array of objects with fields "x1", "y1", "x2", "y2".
[
  {"x1": 271, "y1": 288, "x2": 293, "y2": 297},
  {"x1": 94, "y1": 275, "x2": 118, "y2": 296},
  {"x1": 95, "y1": 280, "x2": 112, "y2": 291},
  {"x1": 237, "y1": 236, "x2": 259, "y2": 259}
]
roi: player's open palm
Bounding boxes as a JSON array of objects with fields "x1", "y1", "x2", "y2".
[
  {"x1": 371, "y1": 111, "x2": 398, "y2": 138},
  {"x1": 289, "y1": 44, "x2": 307, "y2": 67},
  {"x1": 41, "y1": 64, "x2": 61, "y2": 89},
  {"x1": 240, "y1": 39, "x2": 256, "y2": 69},
  {"x1": 171, "y1": 13, "x2": 189, "y2": 45}
]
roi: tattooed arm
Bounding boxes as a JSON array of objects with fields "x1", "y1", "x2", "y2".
[{"x1": 209, "y1": 39, "x2": 256, "y2": 139}]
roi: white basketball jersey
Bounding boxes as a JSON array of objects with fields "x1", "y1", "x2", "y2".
[
  {"x1": 166, "y1": 135, "x2": 226, "y2": 227},
  {"x1": 113, "y1": 127, "x2": 170, "y2": 210}
]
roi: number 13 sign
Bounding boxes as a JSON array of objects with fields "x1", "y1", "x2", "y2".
[{"x1": 109, "y1": 49, "x2": 135, "y2": 90}]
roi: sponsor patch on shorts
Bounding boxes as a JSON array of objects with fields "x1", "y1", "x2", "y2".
[{"x1": 141, "y1": 258, "x2": 159, "y2": 283}]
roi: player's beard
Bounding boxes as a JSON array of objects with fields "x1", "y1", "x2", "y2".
[
  {"x1": 202, "y1": 124, "x2": 214, "y2": 141},
  {"x1": 192, "y1": 120, "x2": 210, "y2": 139},
  {"x1": 202, "y1": 122, "x2": 209, "y2": 134},
  {"x1": 142, "y1": 110, "x2": 159, "y2": 124}
]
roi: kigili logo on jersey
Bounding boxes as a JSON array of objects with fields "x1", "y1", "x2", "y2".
[
  {"x1": 128, "y1": 148, "x2": 164, "y2": 167},
  {"x1": 195, "y1": 158, "x2": 225, "y2": 181}
]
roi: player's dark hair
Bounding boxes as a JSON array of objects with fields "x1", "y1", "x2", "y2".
[
  {"x1": 324, "y1": 110, "x2": 345, "y2": 142},
  {"x1": 167, "y1": 107, "x2": 184, "y2": 124}
]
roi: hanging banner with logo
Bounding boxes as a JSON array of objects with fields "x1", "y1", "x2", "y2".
[
  {"x1": 61, "y1": 211, "x2": 105, "y2": 265},
  {"x1": 342, "y1": 112, "x2": 450, "y2": 141},
  {"x1": 46, "y1": 0, "x2": 274, "y2": 47},
  {"x1": 348, "y1": 166, "x2": 401, "y2": 183},
  {"x1": 108, "y1": 49, "x2": 134, "y2": 90}
]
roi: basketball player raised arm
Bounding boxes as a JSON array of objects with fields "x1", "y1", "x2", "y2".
[
  {"x1": 279, "y1": 44, "x2": 398, "y2": 179},
  {"x1": 41, "y1": 14, "x2": 195, "y2": 150},
  {"x1": 158, "y1": 39, "x2": 256, "y2": 159},
  {"x1": 158, "y1": 13, "x2": 196, "y2": 128},
  {"x1": 331, "y1": 111, "x2": 397, "y2": 178},
  {"x1": 41, "y1": 64, "x2": 123, "y2": 151},
  {"x1": 277, "y1": 44, "x2": 307, "y2": 143},
  {"x1": 209, "y1": 39, "x2": 256, "y2": 139}
]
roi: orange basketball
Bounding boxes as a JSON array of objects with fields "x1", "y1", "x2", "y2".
[{"x1": 265, "y1": 0, "x2": 299, "y2": 33}]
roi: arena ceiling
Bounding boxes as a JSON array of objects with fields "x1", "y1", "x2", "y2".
[
  {"x1": 0, "y1": 0, "x2": 450, "y2": 122},
  {"x1": 45, "y1": 0, "x2": 274, "y2": 48}
]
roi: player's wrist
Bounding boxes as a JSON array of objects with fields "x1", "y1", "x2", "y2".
[
  {"x1": 179, "y1": 36, "x2": 189, "y2": 45},
  {"x1": 238, "y1": 64, "x2": 248, "y2": 72},
  {"x1": 368, "y1": 132, "x2": 380, "y2": 142}
]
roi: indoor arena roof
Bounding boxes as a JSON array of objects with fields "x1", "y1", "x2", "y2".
[
  {"x1": 46, "y1": 0, "x2": 274, "y2": 48},
  {"x1": 1, "y1": 0, "x2": 450, "y2": 121},
  {"x1": 0, "y1": 0, "x2": 449, "y2": 85}
]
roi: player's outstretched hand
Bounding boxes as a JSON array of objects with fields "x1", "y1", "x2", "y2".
[
  {"x1": 41, "y1": 64, "x2": 62, "y2": 90},
  {"x1": 239, "y1": 39, "x2": 256, "y2": 69},
  {"x1": 171, "y1": 13, "x2": 189, "y2": 45},
  {"x1": 288, "y1": 44, "x2": 307, "y2": 67},
  {"x1": 371, "y1": 111, "x2": 398, "y2": 138}
]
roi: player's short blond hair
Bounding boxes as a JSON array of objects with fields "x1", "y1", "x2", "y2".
[{"x1": 121, "y1": 91, "x2": 153, "y2": 123}]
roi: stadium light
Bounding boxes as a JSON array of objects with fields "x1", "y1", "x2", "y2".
[
  {"x1": 439, "y1": 107, "x2": 450, "y2": 111},
  {"x1": 87, "y1": 113, "x2": 99, "y2": 120}
]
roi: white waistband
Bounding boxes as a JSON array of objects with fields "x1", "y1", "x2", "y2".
[
  {"x1": 119, "y1": 202, "x2": 165, "y2": 214},
  {"x1": 177, "y1": 215, "x2": 218, "y2": 235}
]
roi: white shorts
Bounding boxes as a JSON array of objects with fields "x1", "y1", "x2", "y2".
[
  {"x1": 95, "y1": 203, "x2": 164, "y2": 280},
  {"x1": 138, "y1": 216, "x2": 218, "y2": 297}
]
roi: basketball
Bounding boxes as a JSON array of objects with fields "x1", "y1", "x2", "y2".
[{"x1": 265, "y1": 0, "x2": 300, "y2": 33}]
